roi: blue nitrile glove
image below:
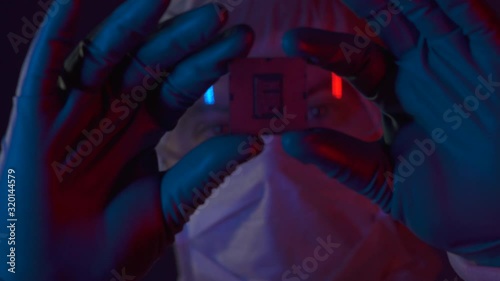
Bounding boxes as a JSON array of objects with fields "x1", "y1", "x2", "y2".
[
  {"x1": 0, "y1": 1, "x2": 259, "y2": 281},
  {"x1": 281, "y1": 0, "x2": 500, "y2": 268}
]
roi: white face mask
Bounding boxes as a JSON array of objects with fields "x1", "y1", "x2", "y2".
[{"x1": 174, "y1": 136, "x2": 443, "y2": 281}]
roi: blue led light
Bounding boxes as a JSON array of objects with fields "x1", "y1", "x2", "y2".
[{"x1": 203, "y1": 85, "x2": 215, "y2": 105}]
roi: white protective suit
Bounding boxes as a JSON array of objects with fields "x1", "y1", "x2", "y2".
[{"x1": 156, "y1": 0, "x2": 461, "y2": 280}]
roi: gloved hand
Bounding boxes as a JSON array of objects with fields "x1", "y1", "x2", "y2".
[
  {"x1": 0, "y1": 1, "x2": 260, "y2": 280},
  {"x1": 282, "y1": 0, "x2": 500, "y2": 267}
]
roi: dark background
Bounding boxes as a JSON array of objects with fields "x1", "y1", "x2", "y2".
[
  {"x1": 1, "y1": 0, "x2": 500, "y2": 280},
  {"x1": 1, "y1": 0, "x2": 127, "y2": 134}
]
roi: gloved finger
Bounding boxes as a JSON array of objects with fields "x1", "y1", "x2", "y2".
[
  {"x1": 283, "y1": 28, "x2": 390, "y2": 96},
  {"x1": 160, "y1": 134, "x2": 264, "y2": 234},
  {"x1": 435, "y1": 0, "x2": 500, "y2": 39},
  {"x1": 281, "y1": 128, "x2": 393, "y2": 213},
  {"x1": 59, "y1": 3, "x2": 228, "y2": 124},
  {"x1": 340, "y1": 0, "x2": 419, "y2": 57},
  {"x1": 150, "y1": 24, "x2": 254, "y2": 130},
  {"x1": 399, "y1": 0, "x2": 458, "y2": 39},
  {"x1": 75, "y1": 0, "x2": 170, "y2": 90},
  {"x1": 283, "y1": 28, "x2": 413, "y2": 143},
  {"x1": 21, "y1": 0, "x2": 80, "y2": 96},
  {"x1": 119, "y1": 3, "x2": 229, "y2": 91}
]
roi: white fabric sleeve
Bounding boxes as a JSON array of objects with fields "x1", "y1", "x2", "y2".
[{"x1": 448, "y1": 252, "x2": 500, "y2": 281}]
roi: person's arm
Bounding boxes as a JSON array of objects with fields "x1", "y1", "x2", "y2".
[
  {"x1": 0, "y1": 1, "x2": 261, "y2": 280},
  {"x1": 280, "y1": 0, "x2": 500, "y2": 275}
]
